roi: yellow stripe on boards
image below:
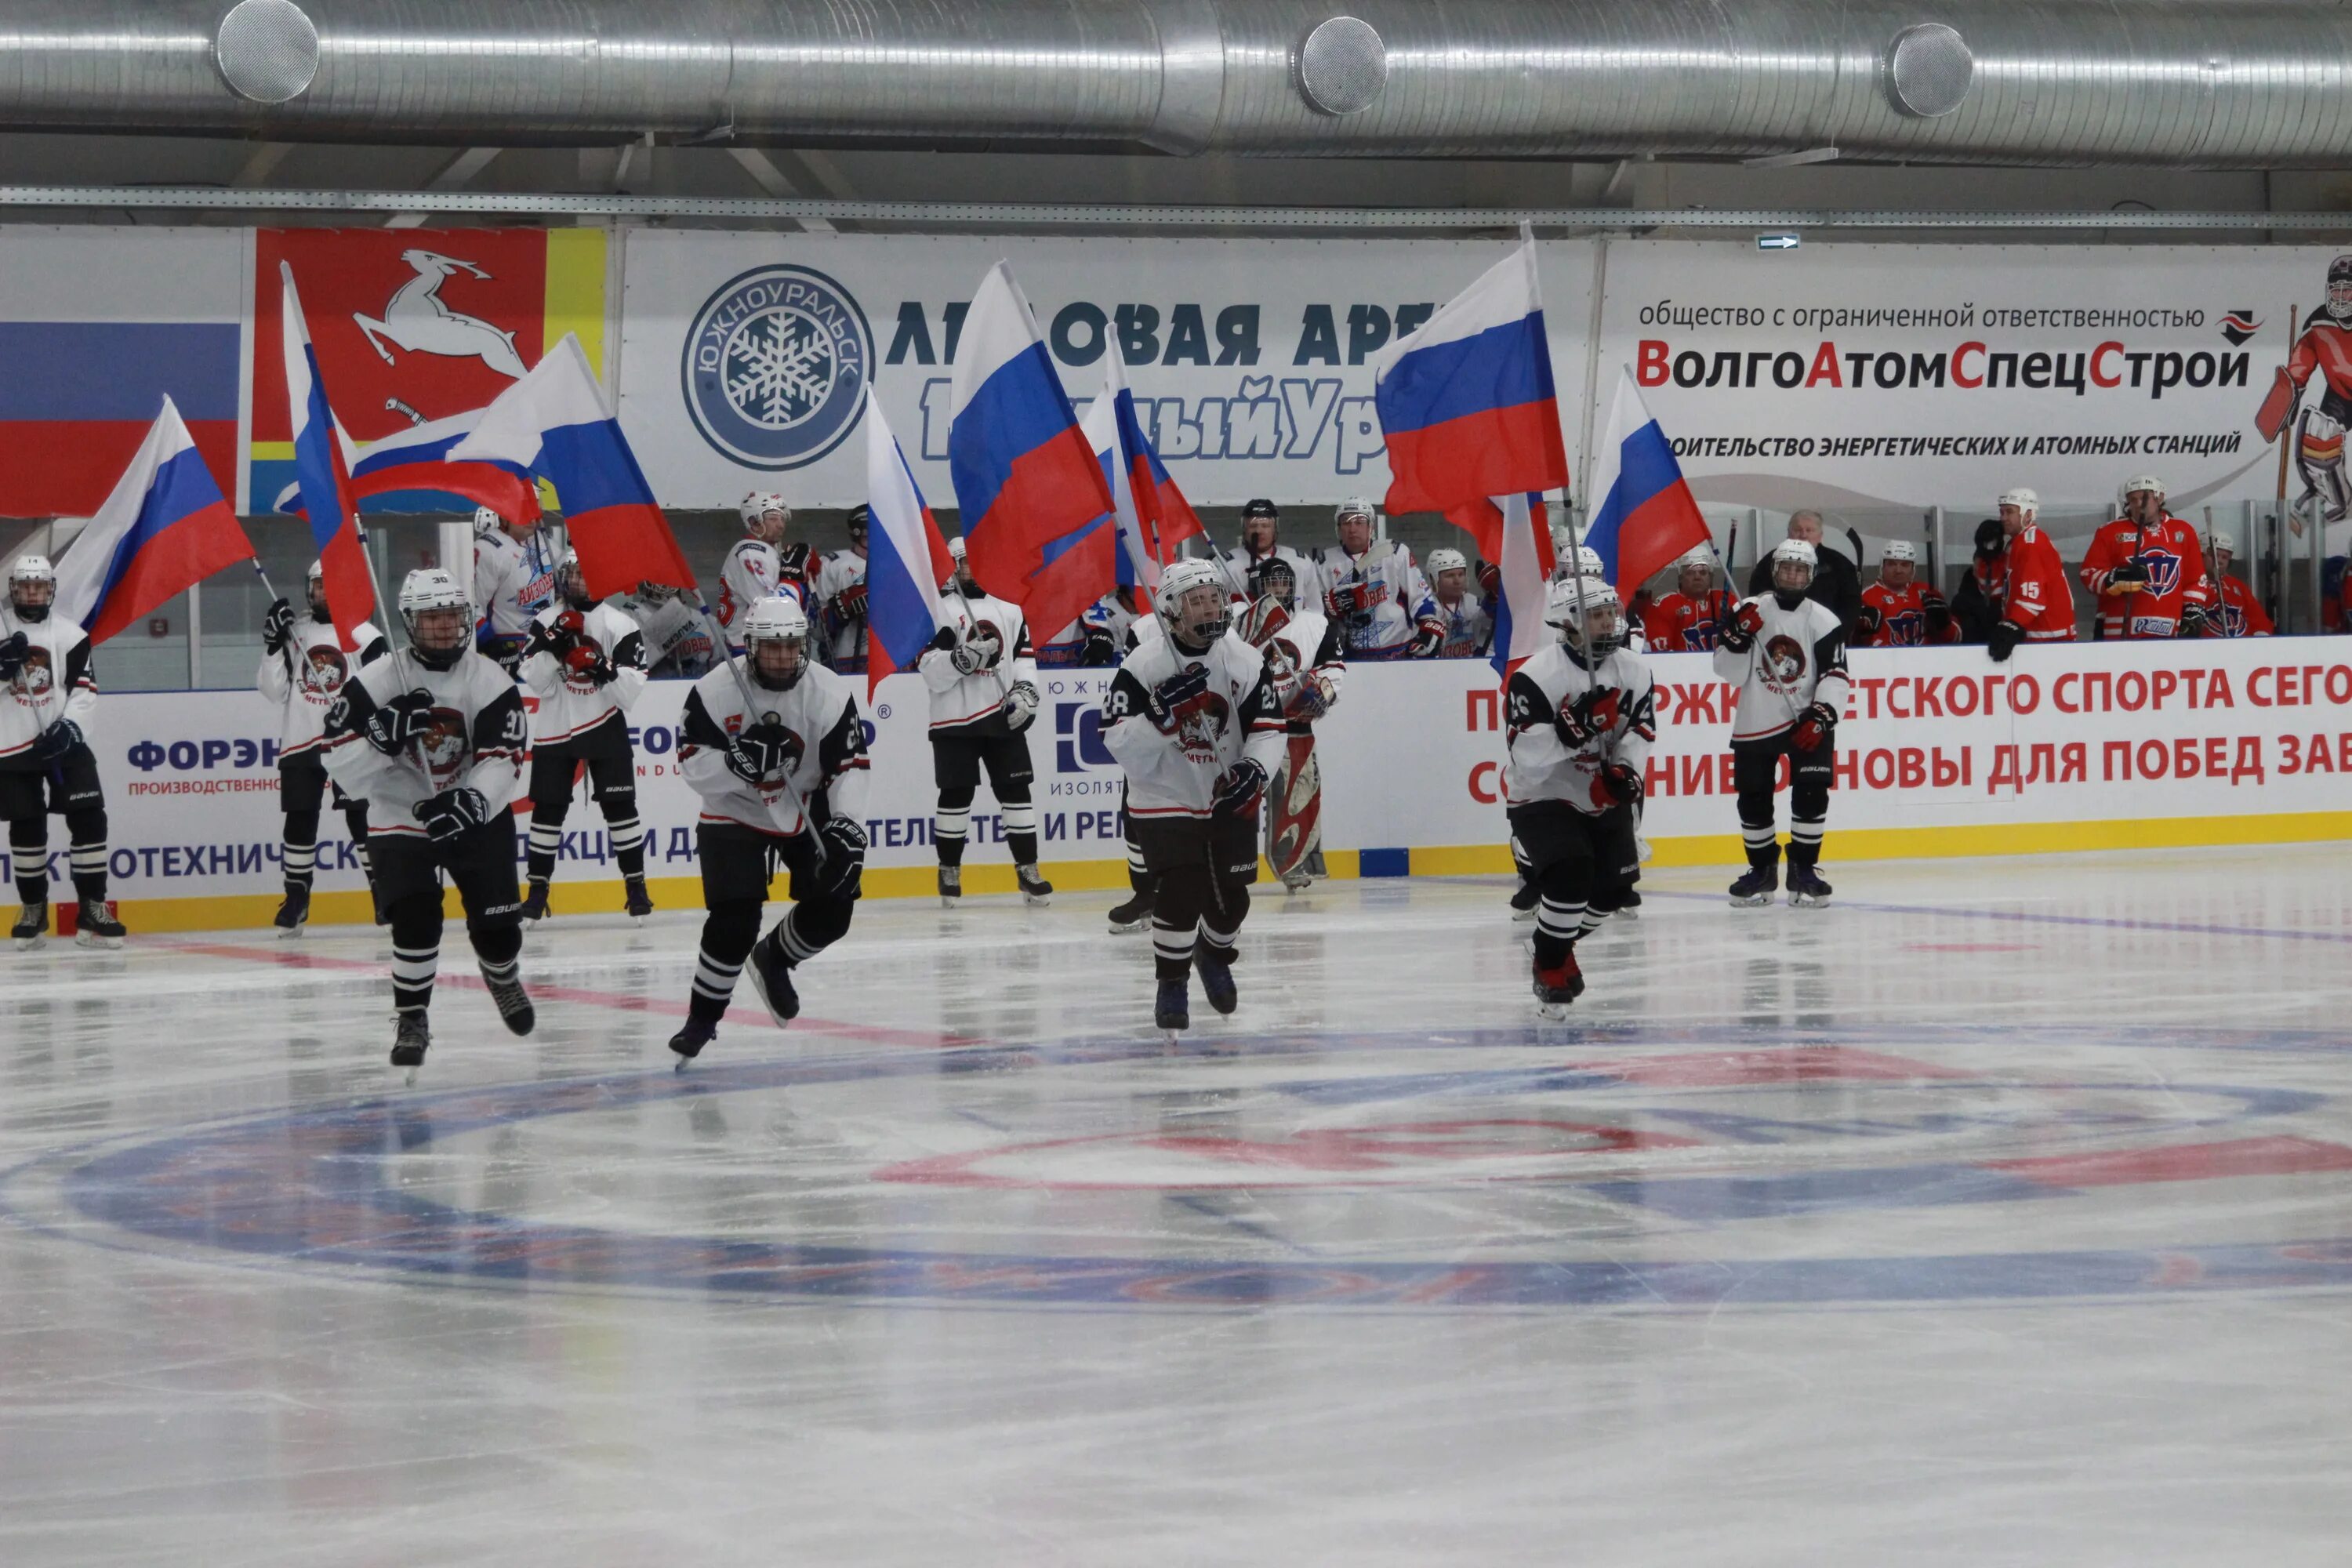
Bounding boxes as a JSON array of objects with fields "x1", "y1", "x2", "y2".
[{"x1": 543, "y1": 230, "x2": 609, "y2": 376}]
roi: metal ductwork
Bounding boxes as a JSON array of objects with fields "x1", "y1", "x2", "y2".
[{"x1": 5, "y1": 1, "x2": 2352, "y2": 166}]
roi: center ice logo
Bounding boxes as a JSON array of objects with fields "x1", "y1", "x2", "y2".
[{"x1": 682, "y1": 264, "x2": 873, "y2": 471}]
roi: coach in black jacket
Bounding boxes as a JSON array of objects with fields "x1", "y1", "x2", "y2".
[{"x1": 1746, "y1": 511, "x2": 1863, "y2": 632}]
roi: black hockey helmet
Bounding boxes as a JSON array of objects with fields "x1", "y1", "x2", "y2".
[
  {"x1": 1250, "y1": 553, "x2": 1298, "y2": 608},
  {"x1": 1242, "y1": 498, "x2": 1279, "y2": 521}
]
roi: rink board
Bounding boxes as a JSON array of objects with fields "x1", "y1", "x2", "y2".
[{"x1": 40, "y1": 641, "x2": 2352, "y2": 931}]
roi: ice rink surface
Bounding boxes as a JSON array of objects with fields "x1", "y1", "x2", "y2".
[{"x1": 4, "y1": 845, "x2": 2351, "y2": 1566}]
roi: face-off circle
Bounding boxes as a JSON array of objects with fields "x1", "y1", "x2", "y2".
[{"x1": 14, "y1": 1024, "x2": 2352, "y2": 1312}]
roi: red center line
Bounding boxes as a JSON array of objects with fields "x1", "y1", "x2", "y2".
[{"x1": 153, "y1": 938, "x2": 971, "y2": 1050}]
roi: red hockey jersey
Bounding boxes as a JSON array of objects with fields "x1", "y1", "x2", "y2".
[
  {"x1": 1859, "y1": 582, "x2": 1958, "y2": 647},
  {"x1": 2205, "y1": 574, "x2": 2274, "y2": 638},
  {"x1": 2081, "y1": 515, "x2": 2212, "y2": 640},
  {"x1": 2002, "y1": 524, "x2": 2078, "y2": 642},
  {"x1": 1642, "y1": 588, "x2": 1738, "y2": 652}
]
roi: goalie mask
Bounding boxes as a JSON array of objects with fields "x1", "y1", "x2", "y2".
[
  {"x1": 2330, "y1": 255, "x2": 2352, "y2": 323},
  {"x1": 7, "y1": 553, "x2": 56, "y2": 623},
  {"x1": 742, "y1": 594, "x2": 811, "y2": 691},
  {"x1": 397, "y1": 568, "x2": 473, "y2": 671},
  {"x1": 1543, "y1": 577, "x2": 1624, "y2": 655},
  {"x1": 1156, "y1": 558, "x2": 1231, "y2": 651},
  {"x1": 1249, "y1": 554, "x2": 1298, "y2": 612}
]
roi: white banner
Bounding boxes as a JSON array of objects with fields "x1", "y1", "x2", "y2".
[
  {"x1": 614, "y1": 232, "x2": 1597, "y2": 509},
  {"x1": 1596, "y1": 241, "x2": 2331, "y2": 517},
  {"x1": 44, "y1": 641, "x2": 2352, "y2": 911}
]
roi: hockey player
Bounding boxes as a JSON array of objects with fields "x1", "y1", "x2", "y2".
[
  {"x1": 2, "y1": 554, "x2": 124, "y2": 949},
  {"x1": 717, "y1": 492, "x2": 808, "y2": 654},
  {"x1": 259, "y1": 560, "x2": 388, "y2": 935},
  {"x1": 1317, "y1": 497, "x2": 1443, "y2": 659},
  {"x1": 1642, "y1": 547, "x2": 1738, "y2": 651},
  {"x1": 812, "y1": 504, "x2": 870, "y2": 675},
  {"x1": 668, "y1": 595, "x2": 869, "y2": 1062},
  {"x1": 1988, "y1": 488, "x2": 2077, "y2": 659},
  {"x1": 1424, "y1": 547, "x2": 1493, "y2": 658},
  {"x1": 1234, "y1": 555, "x2": 1345, "y2": 891},
  {"x1": 619, "y1": 579, "x2": 716, "y2": 679},
  {"x1": 1079, "y1": 586, "x2": 1144, "y2": 667},
  {"x1": 1101, "y1": 558, "x2": 1286, "y2": 1033},
  {"x1": 1504, "y1": 577, "x2": 1655, "y2": 1014},
  {"x1": 321, "y1": 568, "x2": 534, "y2": 1071},
  {"x1": 1857, "y1": 541, "x2": 1957, "y2": 648},
  {"x1": 2201, "y1": 532, "x2": 2275, "y2": 637},
  {"x1": 517, "y1": 550, "x2": 652, "y2": 922},
  {"x1": 2081, "y1": 476, "x2": 2212, "y2": 641},
  {"x1": 1716, "y1": 539, "x2": 1850, "y2": 908},
  {"x1": 918, "y1": 538, "x2": 1051, "y2": 906},
  {"x1": 1218, "y1": 499, "x2": 1325, "y2": 607},
  {"x1": 470, "y1": 504, "x2": 558, "y2": 671}
]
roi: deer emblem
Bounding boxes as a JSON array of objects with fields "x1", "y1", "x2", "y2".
[{"x1": 352, "y1": 250, "x2": 527, "y2": 379}]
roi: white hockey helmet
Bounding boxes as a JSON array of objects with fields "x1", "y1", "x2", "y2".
[
  {"x1": 2210, "y1": 530, "x2": 2237, "y2": 558},
  {"x1": 946, "y1": 535, "x2": 966, "y2": 563},
  {"x1": 1333, "y1": 495, "x2": 1377, "y2": 529},
  {"x1": 742, "y1": 593, "x2": 810, "y2": 690},
  {"x1": 1882, "y1": 539, "x2": 1918, "y2": 563},
  {"x1": 1156, "y1": 557, "x2": 1232, "y2": 648},
  {"x1": 8, "y1": 553, "x2": 56, "y2": 620},
  {"x1": 304, "y1": 557, "x2": 332, "y2": 619},
  {"x1": 1769, "y1": 537, "x2": 1817, "y2": 593},
  {"x1": 1425, "y1": 546, "x2": 1468, "y2": 577},
  {"x1": 1542, "y1": 576, "x2": 1625, "y2": 654},
  {"x1": 556, "y1": 547, "x2": 596, "y2": 610},
  {"x1": 1678, "y1": 546, "x2": 1715, "y2": 570},
  {"x1": 397, "y1": 567, "x2": 472, "y2": 670},
  {"x1": 1997, "y1": 486, "x2": 2039, "y2": 518},
  {"x1": 1577, "y1": 544, "x2": 1606, "y2": 578},
  {"x1": 740, "y1": 491, "x2": 791, "y2": 534},
  {"x1": 2121, "y1": 474, "x2": 2165, "y2": 503}
]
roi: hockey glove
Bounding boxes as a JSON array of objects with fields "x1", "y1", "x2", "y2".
[
  {"x1": 1592, "y1": 760, "x2": 1644, "y2": 811},
  {"x1": 929, "y1": 625, "x2": 960, "y2": 653},
  {"x1": 2108, "y1": 557, "x2": 2151, "y2": 592},
  {"x1": 363, "y1": 690, "x2": 435, "y2": 754},
  {"x1": 1287, "y1": 674, "x2": 1334, "y2": 721},
  {"x1": 833, "y1": 582, "x2": 868, "y2": 622},
  {"x1": 33, "y1": 717, "x2": 81, "y2": 764},
  {"x1": 1555, "y1": 684, "x2": 1624, "y2": 747},
  {"x1": 1923, "y1": 598, "x2": 1953, "y2": 641},
  {"x1": 523, "y1": 619, "x2": 575, "y2": 663},
  {"x1": 1327, "y1": 582, "x2": 1371, "y2": 626},
  {"x1": 1791, "y1": 701, "x2": 1838, "y2": 753},
  {"x1": 563, "y1": 643, "x2": 615, "y2": 685},
  {"x1": 0, "y1": 630, "x2": 27, "y2": 681},
  {"x1": 414, "y1": 786, "x2": 492, "y2": 842},
  {"x1": 726, "y1": 719, "x2": 791, "y2": 783},
  {"x1": 1987, "y1": 619, "x2": 2024, "y2": 663},
  {"x1": 263, "y1": 597, "x2": 296, "y2": 655},
  {"x1": 1410, "y1": 618, "x2": 1446, "y2": 659},
  {"x1": 775, "y1": 541, "x2": 813, "y2": 586},
  {"x1": 1080, "y1": 622, "x2": 1120, "y2": 667},
  {"x1": 1002, "y1": 679, "x2": 1041, "y2": 732},
  {"x1": 1476, "y1": 561, "x2": 1502, "y2": 601},
  {"x1": 1719, "y1": 601, "x2": 1765, "y2": 654},
  {"x1": 818, "y1": 815, "x2": 867, "y2": 898},
  {"x1": 1146, "y1": 663, "x2": 1210, "y2": 731},
  {"x1": 1214, "y1": 757, "x2": 1268, "y2": 818},
  {"x1": 2177, "y1": 601, "x2": 2211, "y2": 638},
  {"x1": 479, "y1": 631, "x2": 528, "y2": 673},
  {"x1": 1854, "y1": 601, "x2": 1884, "y2": 641}
]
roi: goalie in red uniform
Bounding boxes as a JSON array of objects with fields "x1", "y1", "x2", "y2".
[
  {"x1": 2257, "y1": 256, "x2": 2352, "y2": 525},
  {"x1": 1857, "y1": 541, "x2": 1956, "y2": 647},
  {"x1": 1232, "y1": 557, "x2": 1346, "y2": 891}
]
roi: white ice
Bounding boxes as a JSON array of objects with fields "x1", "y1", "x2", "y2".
[{"x1": 4, "y1": 846, "x2": 2352, "y2": 1566}]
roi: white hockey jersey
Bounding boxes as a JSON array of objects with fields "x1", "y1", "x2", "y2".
[
  {"x1": 1711, "y1": 593, "x2": 1852, "y2": 743},
  {"x1": 320, "y1": 648, "x2": 527, "y2": 839},
  {"x1": 521, "y1": 601, "x2": 649, "y2": 746},
  {"x1": 1247, "y1": 606, "x2": 1346, "y2": 729},
  {"x1": 0, "y1": 605, "x2": 96, "y2": 767},
  {"x1": 1504, "y1": 643, "x2": 1658, "y2": 815},
  {"x1": 620, "y1": 590, "x2": 717, "y2": 678},
  {"x1": 473, "y1": 526, "x2": 560, "y2": 641},
  {"x1": 1101, "y1": 629, "x2": 1287, "y2": 820},
  {"x1": 677, "y1": 658, "x2": 871, "y2": 837},
  {"x1": 1313, "y1": 541, "x2": 1436, "y2": 660},
  {"x1": 811, "y1": 547, "x2": 869, "y2": 671},
  {"x1": 1430, "y1": 590, "x2": 1494, "y2": 659},
  {"x1": 258, "y1": 616, "x2": 388, "y2": 758},
  {"x1": 1218, "y1": 543, "x2": 1325, "y2": 608},
  {"x1": 916, "y1": 590, "x2": 1036, "y2": 735}
]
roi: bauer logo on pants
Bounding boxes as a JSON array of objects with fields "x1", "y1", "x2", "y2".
[{"x1": 682, "y1": 265, "x2": 873, "y2": 471}]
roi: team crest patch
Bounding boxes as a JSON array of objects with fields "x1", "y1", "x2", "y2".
[{"x1": 681, "y1": 264, "x2": 873, "y2": 471}]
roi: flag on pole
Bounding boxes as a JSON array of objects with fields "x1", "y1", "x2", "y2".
[
  {"x1": 51, "y1": 396, "x2": 252, "y2": 645},
  {"x1": 279, "y1": 263, "x2": 378, "y2": 652},
  {"x1": 1371, "y1": 227, "x2": 1570, "y2": 515},
  {"x1": 947, "y1": 260, "x2": 1117, "y2": 644},
  {"x1": 1585, "y1": 368, "x2": 1711, "y2": 595},
  {"x1": 1078, "y1": 349, "x2": 1203, "y2": 593},
  {"x1": 274, "y1": 405, "x2": 538, "y2": 524},
  {"x1": 448, "y1": 335, "x2": 695, "y2": 601},
  {"x1": 1447, "y1": 492, "x2": 1559, "y2": 679},
  {"x1": 861, "y1": 390, "x2": 955, "y2": 697}
]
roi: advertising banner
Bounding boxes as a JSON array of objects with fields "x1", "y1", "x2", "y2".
[
  {"x1": 42, "y1": 641, "x2": 2352, "y2": 920},
  {"x1": 614, "y1": 232, "x2": 1598, "y2": 510},
  {"x1": 1597, "y1": 241, "x2": 2340, "y2": 517}
]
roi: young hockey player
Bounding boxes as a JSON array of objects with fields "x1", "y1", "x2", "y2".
[
  {"x1": 517, "y1": 550, "x2": 652, "y2": 921},
  {"x1": 321, "y1": 568, "x2": 534, "y2": 1073},
  {"x1": 1233, "y1": 554, "x2": 1345, "y2": 891},
  {"x1": 1716, "y1": 539, "x2": 1851, "y2": 908},
  {"x1": 470, "y1": 504, "x2": 558, "y2": 672},
  {"x1": 259, "y1": 558, "x2": 387, "y2": 935},
  {"x1": 2, "y1": 554, "x2": 124, "y2": 949},
  {"x1": 917, "y1": 537, "x2": 1051, "y2": 906},
  {"x1": 1504, "y1": 575, "x2": 1655, "y2": 1015},
  {"x1": 669, "y1": 595, "x2": 869, "y2": 1062}
]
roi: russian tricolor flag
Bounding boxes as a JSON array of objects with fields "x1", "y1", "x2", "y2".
[
  {"x1": 1584, "y1": 368, "x2": 1711, "y2": 596},
  {"x1": 275, "y1": 406, "x2": 539, "y2": 525},
  {"x1": 280, "y1": 264, "x2": 379, "y2": 653},
  {"x1": 947, "y1": 262, "x2": 1118, "y2": 648},
  {"x1": 448, "y1": 335, "x2": 695, "y2": 601},
  {"x1": 51, "y1": 396, "x2": 253, "y2": 646},
  {"x1": 862, "y1": 390, "x2": 956, "y2": 697},
  {"x1": 1372, "y1": 229, "x2": 1570, "y2": 516},
  {"x1": 1080, "y1": 348, "x2": 1204, "y2": 593}
]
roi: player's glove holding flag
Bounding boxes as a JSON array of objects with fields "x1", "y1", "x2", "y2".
[
  {"x1": 1145, "y1": 663, "x2": 1209, "y2": 732},
  {"x1": 33, "y1": 718, "x2": 81, "y2": 764},
  {"x1": 1720, "y1": 600, "x2": 1765, "y2": 654},
  {"x1": 1214, "y1": 757, "x2": 1268, "y2": 818},
  {"x1": 1555, "y1": 684, "x2": 1623, "y2": 748},
  {"x1": 263, "y1": 597, "x2": 296, "y2": 655},
  {"x1": 1002, "y1": 679, "x2": 1041, "y2": 732},
  {"x1": 1791, "y1": 699, "x2": 1838, "y2": 752},
  {"x1": 818, "y1": 815, "x2": 866, "y2": 899},
  {"x1": 364, "y1": 690, "x2": 435, "y2": 755},
  {"x1": 726, "y1": 718, "x2": 791, "y2": 783},
  {"x1": 1592, "y1": 759, "x2": 1644, "y2": 811},
  {"x1": 0, "y1": 630, "x2": 27, "y2": 681},
  {"x1": 414, "y1": 786, "x2": 492, "y2": 842}
]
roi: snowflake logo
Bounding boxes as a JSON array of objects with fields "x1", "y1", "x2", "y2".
[{"x1": 722, "y1": 307, "x2": 837, "y2": 430}]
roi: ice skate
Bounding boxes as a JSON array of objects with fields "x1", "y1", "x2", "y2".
[
  {"x1": 1787, "y1": 863, "x2": 1833, "y2": 908},
  {"x1": 12, "y1": 901, "x2": 46, "y2": 952},
  {"x1": 669, "y1": 1017, "x2": 717, "y2": 1065},
  {"x1": 272, "y1": 885, "x2": 310, "y2": 938},
  {"x1": 937, "y1": 865, "x2": 961, "y2": 907},
  {"x1": 1106, "y1": 889, "x2": 1153, "y2": 934},
  {"x1": 1154, "y1": 977, "x2": 1190, "y2": 1037},
  {"x1": 1729, "y1": 862, "x2": 1779, "y2": 907},
  {"x1": 481, "y1": 963, "x2": 535, "y2": 1036},
  {"x1": 390, "y1": 1009, "x2": 430, "y2": 1083},
  {"x1": 1510, "y1": 880, "x2": 1540, "y2": 921},
  {"x1": 746, "y1": 930, "x2": 800, "y2": 1026},
  {"x1": 73, "y1": 899, "x2": 125, "y2": 949},
  {"x1": 1534, "y1": 952, "x2": 1585, "y2": 1019},
  {"x1": 624, "y1": 875, "x2": 654, "y2": 921},
  {"x1": 1016, "y1": 863, "x2": 1054, "y2": 906},
  {"x1": 1616, "y1": 887, "x2": 1642, "y2": 920},
  {"x1": 518, "y1": 879, "x2": 550, "y2": 923},
  {"x1": 1280, "y1": 869, "x2": 1313, "y2": 893},
  {"x1": 1196, "y1": 946, "x2": 1239, "y2": 1015}
]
